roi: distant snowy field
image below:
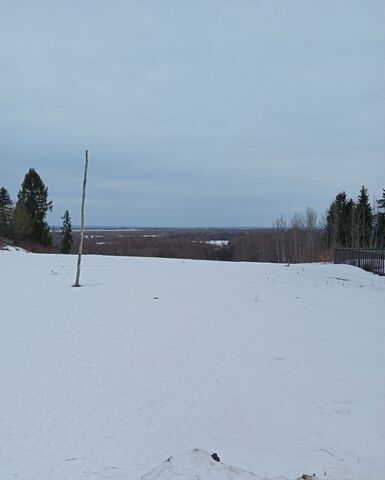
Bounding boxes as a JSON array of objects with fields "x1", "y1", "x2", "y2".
[{"x1": 1, "y1": 249, "x2": 384, "y2": 480}]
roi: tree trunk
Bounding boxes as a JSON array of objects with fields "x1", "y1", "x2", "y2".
[{"x1": 73, "y1": 150, "x2": 88, "y2": 287}]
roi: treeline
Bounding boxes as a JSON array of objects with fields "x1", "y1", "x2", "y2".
[
  {"x1": 2, "y1": 171, "x2": 384, "y2": 263},
  {"x1": 232, "y1": 207, "x2": 325, "y2": 263},
  {"x1": 0, "y1": 169, "x2": 73, "y2": 253},
  {"x1": 65, "y1": 186, "x2": 384, "y2": 264},
  {"x1": 324, "y1": 186, "x2": 385, "y2": 249},
  {"x1": 68, "y1": 216, "x2": 325, "y2": 263},
  {"x1": 72, "y1": 235, "x2": 233, "y2": 261},
  {"x1": 233, "y1": 186, "x2": 385, "y2": 263},
  {"x1": 76, "y1": 185, "x2": 384, "y2": 263}
]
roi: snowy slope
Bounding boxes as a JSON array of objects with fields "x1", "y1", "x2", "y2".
[
  {"x1": 141, "y1": 449, "x2": 260, "y2": 480},
  {"x1": 0, "y1": 250, "x2": 384, "y2": 480}
]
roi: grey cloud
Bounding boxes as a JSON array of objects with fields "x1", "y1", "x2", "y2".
[{"x1": 1, "y1": 1, "x2": 384, "y2": 227}]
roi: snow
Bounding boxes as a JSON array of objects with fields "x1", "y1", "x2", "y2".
[
  {"x1": 1, "y1": 245, "x2": 29, "y2": 253},
  {"x1": 142, "y1": 449, "x2": 259, "y2": 479},
  {"x1": 205, "y1": 240, "x2": 230, "y2": 246},
  {"x1": 0, "y1": 250, "x2": 384, "y2": 480}
]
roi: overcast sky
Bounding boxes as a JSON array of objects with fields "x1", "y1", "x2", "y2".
[{"x1": 1, "y1": 1, "x2": 384, "y2": 227}]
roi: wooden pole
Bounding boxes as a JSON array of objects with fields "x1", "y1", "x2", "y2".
[{"x1": 73, "y1": 149, "x2": 88, "y2": 287}]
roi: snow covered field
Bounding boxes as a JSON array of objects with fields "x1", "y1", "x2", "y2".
[{"x1": 1, "y1": 249, "x2": 384, "y2": 480}]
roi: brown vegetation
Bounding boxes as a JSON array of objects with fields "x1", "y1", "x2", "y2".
[{"x1": 52, "y1": 225, "x2": 327, "y2": 263}]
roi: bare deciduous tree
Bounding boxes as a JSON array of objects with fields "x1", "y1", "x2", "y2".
[{"x1": 304, "y1": 207, "x2": 317, "y2": 261}]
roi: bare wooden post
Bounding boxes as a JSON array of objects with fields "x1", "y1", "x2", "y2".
[{"x1": 73, "y1": 150, "x2": 89, "y2": 287}]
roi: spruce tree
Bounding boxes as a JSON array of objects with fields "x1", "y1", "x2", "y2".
[
  {"x1": 342, "y1": 198, "x2": 356, "y2": 247},
  {"x1": 0, "y1": 187, "x2": 14, "y2": 238},
  {"x1": 355, "y1": 186, "x2": 373, "y2": 247},
  {"x1": 377, "y1": 189, "x2": 385, "y2": 211},
  {"x1": 324, "y1": 197, "x2": 338, "y2": 248},
  {"x1": 374, "y1": 189, "x2": 385, "y2": 247},
  {"x1": 11, "y1": 200, "x2": 33, "y2": 241},
  {"x1": 18, "y1": 169, "x2": 53, "y2": 246},
  {"x1": 60, "y1": 210, "x2": 73, "y2": 254},
  {"x1": 324, "y1": 192, "x2": 351, "y2": 248}
]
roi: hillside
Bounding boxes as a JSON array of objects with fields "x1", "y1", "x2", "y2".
[{"x1": 1, "y1": 249, "x2": 384, "y2": 479}]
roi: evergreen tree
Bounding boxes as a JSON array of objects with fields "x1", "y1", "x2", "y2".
[
  {"x1": 377, "y1": 189, "x2": 385, "y2": 211},
  {"x1": 355, "y1": 185, "x2": 373, "y2": 247},
  {"x1": 18, "y1": 169, "x2": 53, "y2": 246},
  {"x1": 374, "y1": 189, "x2": 385, "y2": 247},
  {"x1": 11, "y1": 200, "x2": 33, "y2": 241},
  {"x1": 343, "y1": 198, "x2": 356, "y2": 247},
  {"x1": 324, "y1": 192, "x2": 352, "y2": 248},
  {"x1": 60, "y1": 210, "x2": 73, "y2": 254},
  {"x1": 0, "y1": 187, "x2": 14, "y2": 237}
]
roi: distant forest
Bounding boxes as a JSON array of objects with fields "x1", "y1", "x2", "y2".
[
  {"x1": 56, "y1": 186, "x2": 384, "y2": 264},
  {"x1": 1, "y1": 171, "x2": 384, "y2": 263},
  {"x1": 65, "y1": 185, "x2": 384, "y2": 263}
]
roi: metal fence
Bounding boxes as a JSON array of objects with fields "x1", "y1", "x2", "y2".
[{"x1": 334, "y1": 248, "x2": 385, "y2": 276}]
